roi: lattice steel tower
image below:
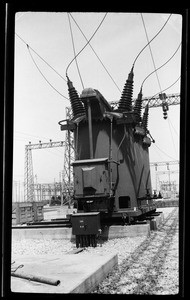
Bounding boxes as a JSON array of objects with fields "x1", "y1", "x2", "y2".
[
  {"x1": 61, "y1": 106, "x2": 75, "y2": 206},
  {"x1": 24, "y1": 141, "x2": 65, "y2": 202},
  {"x1": 24, "y1": 142, "x2": 35, "y2": 202}
]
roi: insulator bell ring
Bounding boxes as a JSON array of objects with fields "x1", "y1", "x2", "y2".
[
  {"x1": 134, "y1": 89, "x2": 143, "y2": 118},
  {"x1": 142, "y1": 105, "x2": 149, "y2": 130},
  {"x1": 67, "y1": 78, "x2": 85, "y2": 117},
  {"x1": 118, "y1": 67, "x2": 134, "y2": 112}
]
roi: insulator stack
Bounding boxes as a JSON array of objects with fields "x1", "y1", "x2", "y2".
[
  {"x1": 142, "y1": 104, "x2": 149, "y2": 130},
  {"x1": 118, "y1": 67, "x2": 134, "y2": 111},
  {"x1": 67, "y1": 78, "x2": 85, "y2": 117},
  {"x1": 162, "y1": 101, "x2": 169, "y2": 119},
  {"x1": 134, "y1": 87, "x2": 143, "y2": 118}
]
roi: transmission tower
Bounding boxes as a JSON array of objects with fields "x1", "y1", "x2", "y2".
[
  {"x1": 24, "y1": 140, "x2": 65, "y2": 202},
  {"x1": 24, "y1": 143, "x2": 35, "y2": 202},
  {"x1": 62, "y1": 107, "x2": 75, "y2": 207},
  {"x1": 150, "y1": 160, "x2": 179, "y2": 193}
]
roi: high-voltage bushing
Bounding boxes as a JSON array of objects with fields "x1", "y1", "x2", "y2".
[
  {"x1": 134, "y1": 87, "x2": 143, "y2": 119},
  {"x1": 67, "y1": 77, "x2": 85, "y2": 118},
  {"x1": 142, "y1": 104, "x2": 149, "y2": 130},
  {"x1": 118, "y1": 67, "x2": 134, "y2": 111}
]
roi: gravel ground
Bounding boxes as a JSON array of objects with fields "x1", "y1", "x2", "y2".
[
  {"x1": 92, "y1": 206, "x2": 179, "y2": 295},
  {"x1": 12, "y1": 207, "x2": 178, "y2": 295}
]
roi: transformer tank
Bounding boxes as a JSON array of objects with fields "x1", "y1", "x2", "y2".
[{"x1": 59, "y1": 72, "x2": 156, "y2": 247}]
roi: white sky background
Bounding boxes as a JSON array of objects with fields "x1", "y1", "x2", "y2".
[{"x1": 13, "y1": 12, "x2": 182, "y2": 188}]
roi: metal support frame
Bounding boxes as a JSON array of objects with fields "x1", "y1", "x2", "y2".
[
  {"x1": 110, "y1": 93, "x2": 180, "y2": 110},
  {"x1": 24, "y1": 145, "x2": 35, "y2": 202},
  {"x1": 24, "y1": 141, "x2": 65, "y2": 202},
  {"x1": 62, "y1": 107, "x2": 75, "y2": 207},
  {"x1": 150, "y1": 160, "x2": 179, "y2": 195}
]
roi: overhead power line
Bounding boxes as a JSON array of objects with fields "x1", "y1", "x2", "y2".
[
  {"x1": 141, "y1": 43, "x2": 181, "y2": 89},
  {"x1": 66, "y1": 13, "x2": 108, "y2": 78},
  {"x1": 15, "y1": 33, "x2": 67, "y2": 82},
  {"x1": 141, "y1": 13, "x2": 162, "y2": 92},
  {"x1": 67, "y1": 13, "x2": 84, "y2": 89},
  {"x1": 133, "y1": 14, "x2": 172, "y2": 67},
  {"x1": 152, "y1": 143, "x2": 178, "y2": 161},
  {"x1": 27, "y1": 46, "x2": 69, "y2": 100},
  {"x1": 69, "y1": 12, "x2": 121, "y2": 93}
]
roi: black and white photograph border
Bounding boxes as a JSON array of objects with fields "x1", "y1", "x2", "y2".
[{"x1": 1, "y1": 4, "x2": 187, "y2": 297}]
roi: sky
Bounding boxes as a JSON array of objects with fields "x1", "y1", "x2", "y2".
[{"x1": 13, "y1": 12, "x2": 182, "y2": 196}]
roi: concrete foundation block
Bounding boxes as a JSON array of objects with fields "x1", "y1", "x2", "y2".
[
  {"x1": 11, "y1": 253, "x2": 118, "y2": 293},
  {"x1": 12, "y1": 227, "x2": 73, "y2": 241},
  {"x1": 101, "y1": 223, "x2": 150, "y2": 239}
]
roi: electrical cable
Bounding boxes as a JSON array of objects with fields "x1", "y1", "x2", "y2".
[
  {"x1": 152, "y1": 143, "x2": 178, "y2": 161},
  {"x1": 69, "y1": 12, "x2": 121, "y2": 93},
  {"x1": 140, "y1": 13, "x2": 162, "y2": 92},
  {"x1": 141, "y1": 42, "x2": 181, "y2": 89},
  {"x1": 27, "y1": 45, "x2": 69, "y2": 100},
  {"x1": 66, "y1": 13, "x2": 107, "y2": 78},
  {"x1": 167, "y1": 116, "x2": 179, "y2": 137},
  {"x1": 67, "y1": 13, "x2": 84, "y2": 89},
  {"x1": 133, "y1": 14, "x2": 172, "y2": 67},
  {"x1": 15, "y1": 33, "x2": 67, "y2": 82},
  {"x1": 167, "y1": 118, "x2": 178, "y2": 158}
]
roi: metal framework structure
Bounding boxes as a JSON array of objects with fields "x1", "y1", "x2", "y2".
[
  {"x1": 33, "y1": 182, "x2": 66, "y2": 204},
  {"x1": 62, "y1": 107, "x2": 75, "y2": 207},
  {"x1": 150, "y1": 160, "x2": 179, "y2": 170},
  {"x1": 150, "y1": 160, "x2": 179, "y2": 194},
  {"x1": 110, "y1": 93, "x2": 180, "y2": 109},
  {"x1": 24, "y1": 141, "x2": 65, "y2": 202}
]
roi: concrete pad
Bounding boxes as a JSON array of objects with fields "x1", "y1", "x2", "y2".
[
  {"x1": 12, "y1": 222, "x2": 151, "y2": 241},
  {"x1": 12, "y1": 227, "x2": 73, "y2": 241},
  {"x1": 101, "y1": 223, "x2": 150, "y2": 239},
  {"x1": 11, "y1": 252, "x2": 118, "y2": 294}
]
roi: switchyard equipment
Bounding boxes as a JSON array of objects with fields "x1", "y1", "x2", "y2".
[{"x1": 59, "y1": 68, "x2": 162, "y2": 247}]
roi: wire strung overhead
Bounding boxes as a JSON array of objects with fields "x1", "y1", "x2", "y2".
[
  {"x1": 141, "y1": 42, "x2": 181, "y2": 89},
  {"x1": 167, "y1": 116, "x2": 179, "y2": 137},
  {"x1": 152, "y1": 143, "x2": 178, "y2": 161},
  {"x1": 15, "y1": 33, "x2": 67, "y2": 82},
  {"x1": 69, "y1": 12, "x2": 121, "y2": 93},
  {"x1": 167, "y1": 118, "x2": 178, "y2": 158},
  {"x1": 15, "y1": 32, "x2": 69, "y2": 100},
  {"x1": 27, "y1": 45, "x2": 69, "y2": 100},
  {"x1": 140, "y1": 13, "x2": 162, "y2": 92},
  {"x1": 132, "y1": 14, "x2": 172, "y2": 67},
  {"x1": 65, "y1": 13, "x2": 107, "y2": 79},
  {"x1": 67, "y1": 13, "x2": 85, "y2": 90}
]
